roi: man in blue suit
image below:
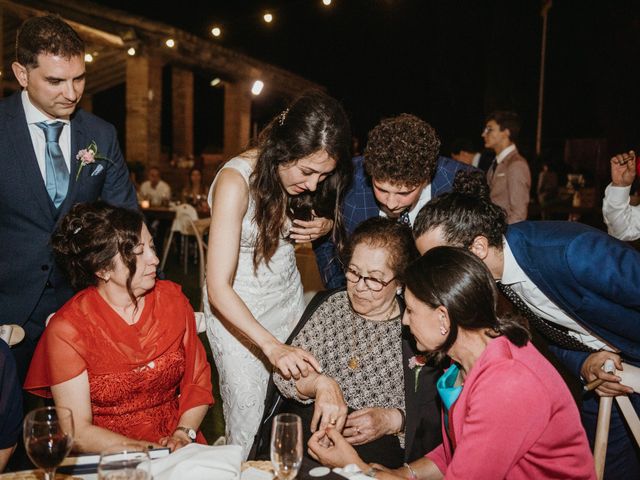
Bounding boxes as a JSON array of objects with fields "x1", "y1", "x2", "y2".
[
  {"x1": 413, "y1": 192, "x2": 640, "y2": 479},
  {"x1": 0, "y1": 15, "x2": 138, "y2": 380},
  {"x1": 314, "y1": 114, "x2": 474, "y2": 288}
]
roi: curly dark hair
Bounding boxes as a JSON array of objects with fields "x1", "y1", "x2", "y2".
[
  {"x1": 402, "y1": 246, "x2": 529, "y2": 364},
  {"x1": 342, "y1": 217, "x2": 418, "y2": 277},
  {"x1": 51, "y1": 202, "x2": 145, "y2": 305},
  {"x1": 251, "y1": 90, "x2": 352, "y2": 269},
  {"x1": 363, "y1": 114, "x2": 441, "y2": 187},
  {"x1": 413, "y1": 192, "x2": 507, "y2": 249},
  {"x1": 16, "y1": 15, "x2": 84, "y2": 69}
]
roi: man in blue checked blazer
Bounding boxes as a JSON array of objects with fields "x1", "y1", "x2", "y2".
[
  {"x1": 314, "y1": 114, "x2": 475, "y2": 288},
  {"x1": 0, "y1": 15, "x2": 138, "y2": 380}
]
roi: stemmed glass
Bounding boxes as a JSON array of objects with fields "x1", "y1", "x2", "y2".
[
  {"x1": 97, "y1": 443, "x2": 151, "y2": 480},
  {"x1": 270, "y1": 413, "x2": 303, "y2": 480},
  {"x1": 23, "y1": 406, "x2": 74, "y2": 480}
]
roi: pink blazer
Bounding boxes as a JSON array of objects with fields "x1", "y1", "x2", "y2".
[
  {"x1": 487, "y1": 149, "x2": 531, "y2": 224},
  {"x1": 426, "y1": 336, "x2": 596, "y2": 479}
]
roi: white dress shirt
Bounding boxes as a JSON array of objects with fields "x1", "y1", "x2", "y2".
[
  {"x1": 602, "y1": 183, "x2": 640, "y2": 241},
  {"x1": 495, "y1": 144, "x2": 517, "y2": 165},
  {"x1": 21, "y1": 90, "x2": 71, "y2": 182},
  {"x1": 140, "y1": 180, "x2": 172, "y2": 206},
  {"x1": 501, "y1": 238, "x2": 613, "y2": 352}
]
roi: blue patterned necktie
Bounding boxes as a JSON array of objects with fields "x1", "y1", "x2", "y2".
[
  {"x1": 398, "y1": 210, "x2": 411, "y2": 226},
  {"x1": 36, "y1": 121, "x2": 69, "y2": 208}
]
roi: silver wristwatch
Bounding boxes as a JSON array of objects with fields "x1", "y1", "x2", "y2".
[{"x1": 175, "y1": 426, "x2": 197, "y2": 442}]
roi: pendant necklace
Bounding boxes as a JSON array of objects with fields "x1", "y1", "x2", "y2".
[{"x1": 348, "y1": 301, "x2": 397, "y2": 370}]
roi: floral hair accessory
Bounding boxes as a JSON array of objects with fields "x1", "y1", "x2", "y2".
[
  {"x1": 75, "y1": 141, "x2": 109, "y2": 180},
  {"x1": 408, "y1": 355, "x2": 426, "y2": 369},
  {"x1": 278, "y1": 108, "x2": 289, "y2": 126}
]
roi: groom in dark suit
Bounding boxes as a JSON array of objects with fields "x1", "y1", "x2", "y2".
[
  {"x1": 0, "y1": 15, "x2": 138, "y2": 380},
  {"x1": 413, "y1": 192, "x2": 640, "y2": 479}
]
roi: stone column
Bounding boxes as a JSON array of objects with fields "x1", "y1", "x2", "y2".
[
  {"x1": 171, "y1": 67, "x2": 194, "y2": 159},
  {"x1": 125, "y1": 54, "x2": 163, "y2": 167},
  {"x1": 223, "y1": 80, "x2": 252, "y2": 159}
]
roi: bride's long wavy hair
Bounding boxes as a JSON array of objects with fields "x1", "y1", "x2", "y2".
[{"x1": 250, "y1": 90, "x2": 352, "y2": 269}]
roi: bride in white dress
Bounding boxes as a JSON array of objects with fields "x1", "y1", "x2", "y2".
[{"x1": 203, "y1": 91, "x2": 352, "y2": 458}]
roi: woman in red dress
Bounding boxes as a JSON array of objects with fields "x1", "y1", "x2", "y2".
[{"x1": 25, "y1": 202, "x2": 213, "y2": 453}]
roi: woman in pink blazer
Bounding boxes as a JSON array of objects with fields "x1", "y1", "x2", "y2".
[{"x1": 309, "y1": 246, "x2": 596, "y2": 480}]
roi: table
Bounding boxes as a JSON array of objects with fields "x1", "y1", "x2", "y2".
[{"x1": 1, "y1": 454, "x2": 346, "y2": 480}]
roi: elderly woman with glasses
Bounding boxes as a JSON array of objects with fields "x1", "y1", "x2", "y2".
[{"x1": 251, "y1": 218, "x2": 442, "y2": 467}]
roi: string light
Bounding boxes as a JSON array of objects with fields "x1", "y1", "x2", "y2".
[
  {"x1": 210, "y1": 78, "x2": 221, "y2": 87},
  {"x1": 211, "y1": 26, "x2": 222, "y2": 37},
  {"x1": 251, "y1": 80, "x2": 264, "y2": 95},
  {"x1": 127, "y1": 47, "x2": 136, "y2": 56},
  {"x1": 322, "y1": 0, "x2": 332, "y2": 5},
  {"x1": 165, "y1": 38, "x2": 175, "y2": 48},
  {"x1": 84, "y1": 53, "x2": 94, "y2": 63},
  {"x1": 263, "y1": 13, "x2": 273, "y2": 23}
]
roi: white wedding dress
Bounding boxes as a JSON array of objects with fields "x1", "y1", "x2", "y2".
[{"x1": 202, "y1": 156, "x2": 305, "y2": 459}]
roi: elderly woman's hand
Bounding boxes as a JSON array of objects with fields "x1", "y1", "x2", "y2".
[
  {"x1": 311, "y1": 375, "x2": 349, "y2": 433},
  {"x1": 159, "y1": 434, "x2": 190, "y2": 452},
  {"x1": 343, "y1": 408, "x2": 403, "y2": 445},
  {"x1": 264, "y1": 341, "x2": 323, "y2": 380},
  {"x1": 290, "y1": 216, "x2": 334, "y2": 243}
]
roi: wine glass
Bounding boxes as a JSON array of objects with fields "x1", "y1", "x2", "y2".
[
  {"x1": 23, "y1": 406, "x2": 74, "y2": 480},
  {"x1": 270, "y1": 413, "x2": 303, "y2": 480},
  {"x1": 97, "y1": 443, "x2": 151, "y2": 480}
]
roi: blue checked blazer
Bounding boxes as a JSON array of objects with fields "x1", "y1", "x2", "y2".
[{"x1": 314, "y1": 155, "x2": 474, "y2": 288}]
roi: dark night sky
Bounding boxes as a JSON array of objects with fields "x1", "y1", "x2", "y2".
[{"x1": 93, "y1": 0, "x2": 640, "y2": 163}]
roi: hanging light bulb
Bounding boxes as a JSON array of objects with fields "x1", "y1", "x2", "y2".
[
  {"x1": 211, "y1": 26, "x2": 222, "y2": 37},
  {"x1": 127, "y1": 47, "x2": 136, "y2": 56},
  {"x1": 263, "y1": 13, "x2": 273, "y2": 23},
  {"x1": 251, "y1": 80, "x2": 264, "y2": 95},
  {"x1": 165, "y1": 38, "x2": 175, "y2": 48},
  {"x1": 84, "y1": 53, "x2": 94, "y2": 63},
  {"x1": 322, "y1": 0, "x2": 332, "y2": 5}
]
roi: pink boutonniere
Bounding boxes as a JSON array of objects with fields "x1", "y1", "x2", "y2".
[
  {"x1": 408, "y1": 355, "x2": 427, "y2": 392},
  {"x1": 75, "y1": 140, "x2": 108, "y2": 180},
  {"x1": 408, "y1": 355, "x2": 426, "y2": 369}
]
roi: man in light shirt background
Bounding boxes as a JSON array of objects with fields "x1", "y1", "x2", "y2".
[{"x1": 602, "y1": 149, "x2": 640, "y2": 241}]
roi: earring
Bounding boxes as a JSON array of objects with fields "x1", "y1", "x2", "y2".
[
  {"x1": 440, "y1": 324, "x2": 448, "y2": 335},
  {"x1": 396, "y1": 287, "x2": 403, "y2": 296}
]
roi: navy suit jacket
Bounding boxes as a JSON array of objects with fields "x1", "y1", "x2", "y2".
[
  {"x1": 0, "y1": 91, "x2": 138, "y2": 339},
  {"x1": 506, "y1": 221, "x2": 640, "y2": 378},
  {"x1": 315, "y1": 155, "x2": 475, "y2": 288}
]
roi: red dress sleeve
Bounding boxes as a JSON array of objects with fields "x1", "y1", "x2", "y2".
[{"x1": 24, "y1": 309, "x2": 87, "y2": 398}]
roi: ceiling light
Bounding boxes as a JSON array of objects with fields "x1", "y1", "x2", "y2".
[{"x1": 251, "y1": 80, "x2": 264, "y2": 95}]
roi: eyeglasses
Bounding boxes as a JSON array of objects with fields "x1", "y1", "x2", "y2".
[
  {"x1": 482, "y1": 126, "x2": 495, "y2": 134},
  {"x1": 345, "y1": 267, "x2": 394, "y2": 292}
]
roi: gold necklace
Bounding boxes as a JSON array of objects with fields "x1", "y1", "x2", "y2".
[{"x1": 348, "y1": 301, "x2": 398, "y2": 370}]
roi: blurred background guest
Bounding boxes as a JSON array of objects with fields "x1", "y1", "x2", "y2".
[
  {"x1": 203, "y1": 90, "x2": 352, "y2": 458},
  {"x1": 0, "y1": 340, "x2": 22, "y2": 472},
  {"x1": 483, "y1": 110, "x2": 531, "y2": 223},
  {"x1": 139, "y1": 166, "x2": 172, "y2": 207},
  {"x1": 536, "y1": 161, "x2": 559, "y2": 207},
  {"x1": 181, "y1": 167, "x2": 209, "y2": 216},
  {"x1": 309, "y1": 247, "x2": 595, "y2": 480},
  {"x1": 449, "y1": 137, "x2": 494, "y2": 172},
  {"x1": 603, "y1": 149, "x2": 640, "y2": 240},
  {"x1": 255, "y1": 218, "x2": 440, "y2": 466},
  {"x1": 24, "y1": 202, "x2": 213, "y2": 453}
]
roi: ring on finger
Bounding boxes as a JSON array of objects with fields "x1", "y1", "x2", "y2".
[
  {"x1": 355, "y1": 427, "x2": 360, "y2": 434},
  {"x1": 329, "y1": 418, "x2": 337, "y2": 425}
]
